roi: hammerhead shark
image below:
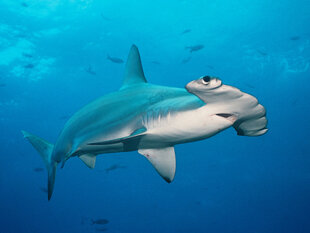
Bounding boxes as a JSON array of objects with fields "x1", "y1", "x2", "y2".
[{"x1": 22, "y1": 45, "x2": 267, "y2": 200}]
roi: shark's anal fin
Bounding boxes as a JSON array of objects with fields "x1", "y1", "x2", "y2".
[
  {"x1": 79, "y1": 154, "x2": 96, "y2": 169},
  {"x1": 138, "y1": 147, "x2": 176, "y2": 183},
  {"x1": 121, "y1": 44, "x2": 147, "y2": 90},
  {"x1": 88, "y1": 127, "x2": 147, "y2": 147}
]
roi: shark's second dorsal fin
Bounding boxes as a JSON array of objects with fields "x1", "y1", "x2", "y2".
[{"x1": 121, "y1": 45, "x2": 147, "y2": 90}]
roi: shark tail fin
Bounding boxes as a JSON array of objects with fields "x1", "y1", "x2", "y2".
[{"x1": 22, "y1": 130, "x2": 57, "y2": 200}]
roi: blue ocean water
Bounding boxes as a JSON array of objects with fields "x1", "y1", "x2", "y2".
[{"x1": 0, "y1": 0, "x2": 310, "y2": 232}]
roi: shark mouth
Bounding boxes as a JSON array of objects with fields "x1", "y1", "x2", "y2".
[{"x1": 215, "y1": 113, "x2": 237, "y2": 123}]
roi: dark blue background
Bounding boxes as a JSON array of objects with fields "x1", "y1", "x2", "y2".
[{"x1": 0, "y1": 0, "x2": 309, "y2": 232}]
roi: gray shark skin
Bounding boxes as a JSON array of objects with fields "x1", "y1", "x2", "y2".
[{"x1": 22, "y1": 45, "x2": 268, "y2": 200}]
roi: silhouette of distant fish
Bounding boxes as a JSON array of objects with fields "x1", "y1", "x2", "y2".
[
  {"x1": 0, "y1": 83, "x2": 6, "y2": 87},
  {"x1": 206, "y1": 65, "x2": 214, "y2": 70},
  {"x1": 59, "y1": 115, "x2": 70, "y2": 120},
  {"x1": 181, "y1": 57, "x2": 191, "y2": 64},
  {"x1": 91, "y1": 219, "x2": 109, "y2": 225},
  {"x1": 81, "y1": 216, "x2": 88, "y2": 225},
  {"x1": 22, "y1": 52, "x2": 33, "y2": 58},
  {"x1": 290, "y1": 36, "x2": 300, "y2": 41},
  {"x1": 244, "y1": 83, "x2": 255, "y2": 89},
  {"x1": 185, "y1": 45, "x2": 204, "y2": 53},
  {"x1": 195, "y1": 200, "x2": 201, "y2": 205},
  {"x1": 40, "y1": 187, "x2": 48, "y2": 193},
  {"x1": 96, "y1": 228, "x2": 108, "y2": 232},
  {"x1": 33, "y1": 167, "x2": 44, "y2": 172},
  {"x1": 100, "y1": 13, "x2": 111, "y2": 21},
  {"x1": 85, "y1": 65, "x2": 96, "y2": 75},
  {"x1": 256, "y1": 49, "x2": 268, "y2": 56},
  {"x1": 105, "y1": 164, "x2": 127, "y2": 173},
  {"x1": 181, "y1": 29, "x2": 191, "y2": 35},
  {"x1": 107, "y1": 55, "x2": 124, "y2": 64},
  {"x1": 21, "y1": 2, "x2": 29, "y2": 7},
  {"x1": 291, "y1": 98, "x2": 298, "y2": 106},
  {"x1": 152, "y1": 61, "x2": 160, "y2": 65},
  {"x1": 24, "y1": 63, "x2": 35, "y2": 69}
]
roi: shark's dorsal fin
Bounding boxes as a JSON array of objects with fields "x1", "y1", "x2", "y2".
[
  {"x1": 121, "y1": 44, "x2": 147, "y2": 90},
  {"x1": 138, "y1": 147, "x2": 176, "y2": 183}
]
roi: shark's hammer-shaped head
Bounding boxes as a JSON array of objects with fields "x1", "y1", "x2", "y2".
[{"x1": 186, "y1": 76, "x2": 268, "y2": 136}]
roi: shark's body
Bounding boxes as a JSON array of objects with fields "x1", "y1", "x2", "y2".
[
  {"x1": 56, "y1": 84, "x2": 205, "y2": 156},
  {"x1": 23, "y1": 45, "x2": 267, "y2": 200}
]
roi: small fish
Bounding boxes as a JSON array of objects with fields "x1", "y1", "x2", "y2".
[
  {"x1": 21, "y1": 2, "x2": 29, "y2": 7},
  {"x1": 91, "y1": 219, "x2": 109, "y2": 225},
  {"x1": 40, "y1": 187, "x2": 48, "y2": 193},
  {"x1": 0, "y1": 83, "x2": 6, "y2": 87},
  {"x1": 33, "y1": 167, "x2": 44, "y2": 172},
  {"x1": 22, "y1": 52, "x2": 33, "y2": 58},
  {"x1": 105, "y1": 164, "x2": 126, "y2": 173},
  {"x1": 290, "y1": 36, "x2": 300, "y2": 41},
  {"x1": 291, "y1": 98, "x2": 298, "y2": 106},
  {"x1": 101, "y1": 13, "x2": 111, "y2": 21},
  {"x1": 244, "y1": 83, "x2": 255, "y2": 89},
  {"x1": 181, "y1": 57, "x2": 191, "y2": 64},
  {"x1": 107, "y1": 55, "x2": 124, "y2": 64},
  {"x1": 85, "y1": 65, "x2": 96, "y2": 75},
  {"x1": 24, "y1": 63, "x2": 35, "y2": 69},
  {"x1": 181, "y1": 29, "x2": 191, "y2": 35},
  {"x1": 96, "y1": 228, "x2": 108, "y2": 232},
  {"x1": 151, "y1": 61, "x2": 160, "y2": 65},
  {"x1": 81, "y1": 216, "x2": 89, "y2": 225},
  {"x1": 59, "y1": 115, "x2": 69, "y2": 120},
  {"x1": 206, "y1": 65, "x2": 214, "y2": 70},
  {"x1": 185, "y1": 45, "x2": 204, "y2": 53},
  {"x1": 195, "y1": 201, "x2": 201, "y2": 205},
  {"x1": 256, "y1": 49, "x2": 268, "y2": 56}
]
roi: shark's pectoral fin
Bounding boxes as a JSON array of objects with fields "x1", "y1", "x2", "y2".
[
  {"x1": 88, "y1": 127, "x2": 147, "y2": 149},
  {"x1": 79, "y1": 154, "x2": 96, "y2": 169},
  {"x1": 138, "y1": 147, "x2": 176, "y2": 183}
]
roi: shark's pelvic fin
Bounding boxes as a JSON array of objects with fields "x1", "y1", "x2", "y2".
[
  {"x1": 138, "y1": 147, "x2": 176, "y2": 183},
  {"x1": 121, "y1": 44, "x2": 147, "y2": 90},
  {"x1": 88, "y1": 127, "x2": 147, "y2": 146},
  {"x1": 79, "y1": 154, "x2": 96, "y2": 169},
  {"x1": 22, "y1": 130, "x2": 56, "y2": 201}
]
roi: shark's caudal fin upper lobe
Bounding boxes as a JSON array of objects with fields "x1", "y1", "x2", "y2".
[{"x1": 22, "y1": 130, "x2": 56, "y2": 200}]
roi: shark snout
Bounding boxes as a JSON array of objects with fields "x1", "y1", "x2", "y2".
[{"x1": 185, "y1": 80, "x2": 195, "y2": 93}]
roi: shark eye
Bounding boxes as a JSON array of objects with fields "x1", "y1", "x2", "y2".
[{"x1": 201, "y1": 76, "x2": 211, "y2": 84}]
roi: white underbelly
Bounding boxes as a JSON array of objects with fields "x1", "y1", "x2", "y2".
[
  {"x1": 139, "y1": 107, "x2": 233, "y2": 147},
  {"x1": 79, "y1": 107, "x2": 234, "y2": 154}
]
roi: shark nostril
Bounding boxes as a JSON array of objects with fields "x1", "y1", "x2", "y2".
[
  {"x1": 215, "y1": 113, "x2": 237, "y2": 123},
  {"x1": 216, "y1": 113, "x2": 233, "y2": 118}
]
